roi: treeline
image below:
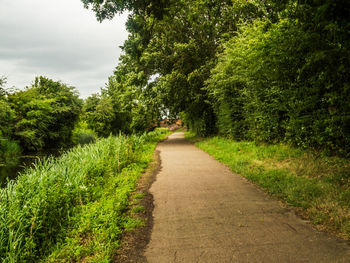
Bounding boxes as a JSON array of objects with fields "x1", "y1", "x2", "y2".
[
  {"x1": 0, "y1": 76, "x2": 81, "y2": 152},
  {"x1": 82, "y1": 0, "x2": 350, "y2": 156},
  {"x1": 0, "y1": 75, "x2": 160, "y2": 166},
  {"x1": 2, "y1": 1, "x2": 348, "y2": 157}
]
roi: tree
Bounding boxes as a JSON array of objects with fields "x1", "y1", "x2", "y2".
[
  {"x1": 83, "y1": 0, "x2": 350, "y2": 154},
  {"x1": 0, "y1": 76, "x2": 16, "y2": 139},
  {"x1": 86, "y1": 0, "x2": 265, "y2": 135},
  {"x1": 83, "y1": 94, "x2": 116, "y2": 137},
  {"x1": 0, "y1": 76, "x2": 7, "y2": 97},
  {"x1": 7, "y1": 77, "x2": 82, "y2": 151},
  {"x1": 81, "y1": 0, "x2": 171, "y2": 20}
]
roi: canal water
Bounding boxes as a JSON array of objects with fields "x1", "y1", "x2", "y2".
[{"x1": 0, "y1": 150, "x2": 62, "y2": 187}]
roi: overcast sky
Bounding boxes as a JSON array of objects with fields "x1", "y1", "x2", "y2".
[{"x1": 0, "y1": 0, "x2": 129, "y2": 98}]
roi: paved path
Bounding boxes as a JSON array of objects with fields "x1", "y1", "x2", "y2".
[{"x1": 144, "y1": 132, "x2": 350, "y2": 262}]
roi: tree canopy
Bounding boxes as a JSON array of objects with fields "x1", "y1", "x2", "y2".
[
  {"x1": 80, "y1": 0, "x2": 350, "y2": 155},
  {"x1": 1, "y1": 76, "x2": 82, "y2": 151}
]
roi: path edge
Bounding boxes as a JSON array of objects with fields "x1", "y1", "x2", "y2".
[{"x1": 112, "y1": 143, "x2": 164, "y2": 262}]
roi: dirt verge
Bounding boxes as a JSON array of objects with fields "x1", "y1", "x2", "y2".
[{"x1": 112, "y1": 150, "x2": 161, "y2": 263}]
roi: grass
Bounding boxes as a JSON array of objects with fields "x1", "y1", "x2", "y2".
[
  {"x1": 0, "y1": 128, "x2": 170, "y2": 262},
  {"x1": 185, "y1": 131, "x2": 350, "y2": 239}
]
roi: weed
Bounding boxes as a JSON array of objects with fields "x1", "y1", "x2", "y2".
[
  {"x1": 132, "y1": 206, "x2": 145, "y2": 213},
  {"x1": 133, "y1": 193, "x2": 146, "y2": 200}
]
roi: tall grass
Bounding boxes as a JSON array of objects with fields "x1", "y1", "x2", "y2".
[
  {"x1": 0, "y1": 129, "x2": 169, "y2": 262},
  {"x1": 186, "y1": 132, "x2": 350, "y2": 239}
]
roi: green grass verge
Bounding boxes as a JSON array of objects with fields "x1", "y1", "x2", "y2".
[
  {"x1": 0, "y1": 128, "x2": 170, "y2": 262},
  {"x1": 185, "y1": 131, "x2": 350, "y2": 239}
]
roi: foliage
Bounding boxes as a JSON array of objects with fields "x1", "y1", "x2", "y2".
[
  {"x1": 7, "y1": 76, "x2": 82, "y2": 151},
  {"x1": 0, "y1": 137, "x2": 21, "y2": 168},
  {"x1": 138, "y1": 0, "x2": 264, "y2": 136},
  {"x1": 83, "y1": 67, "x2": 163, "y2": 136},
  {"x1": 207, "y1": 11, "x2": 350, "y2": 155},
  {"x1": 82, "y1": 0, "x2": 350, "y2": 154},
  {"x1": 0, "y1": 129, "x2": 170, "y2": 262},
  {"x1": 0, "y1": 76, "x2": 22, "y2": 178},
  {"x1": 0, "y1": 76, "x2": 7, "y2": 97},
  {"x1": 0, "y1": 77, "x2": 15, "y2": 139},
  {"x1": 0, "y1": 100, "x2": 16, "y2": 139},
  {"x1": 83, "y1": 0, "x2": 268, "y2": 136},
  {"x1": 83, "y1": 93, "x2": 116, "y2": 137},
  {"x1": 81, "y1": 0, "x2": 171, "y2": 21},
  {"x1": 186, "y1": 132, "x2": 350, "y2": 239},
  {"x1": 71, "y1": 120, "x2": 97, "y2": 146}
]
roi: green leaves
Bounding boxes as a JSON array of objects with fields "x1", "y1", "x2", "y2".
[
  {"x1": 81, "y1": 0, "x2": 171, "y2": 21},
  {"x1": 82, "y1": 0, "x2": 350, "y2": 154},
  {"x1": 5, "y1": 76, "x2": 82, "y2": 151},
  {"x1": 207, "y1": 9, "x2": 350, "y2": 155}
]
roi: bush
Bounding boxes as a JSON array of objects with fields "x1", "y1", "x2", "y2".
[{"x1": 207, "y1": 18, "x2": 350, "y2": 156}]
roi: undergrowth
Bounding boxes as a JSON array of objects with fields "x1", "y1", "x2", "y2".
[
  {"x1": 185, "y1": 131, "x2": 350, "y2": 239},
  {"x1": 0, "y1": 128, "x2": 170, "y2": 262}
]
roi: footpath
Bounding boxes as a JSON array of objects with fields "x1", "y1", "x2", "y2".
[{"x1": 144, "y1": 132, "x2": 350, "y2": 262}]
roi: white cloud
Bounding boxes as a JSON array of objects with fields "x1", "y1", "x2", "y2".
[{"x1": 0, "y1": 0, "x2": 129, "y2": 98}]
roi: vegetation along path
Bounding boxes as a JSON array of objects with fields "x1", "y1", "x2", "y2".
[{"x1": 144, "y1": 132, "x2": 350, "y2": 262}]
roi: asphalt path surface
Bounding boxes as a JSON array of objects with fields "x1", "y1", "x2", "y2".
[{"x1": 144, "y1": 132, "x2": 350, "y2": 262}]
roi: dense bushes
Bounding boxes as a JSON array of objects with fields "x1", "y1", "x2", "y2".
[
  {"x1": 1, "y1": 76, "x2": 82, "y2": 152},
  {"x1": 207, "y1": 14, "x2": 350, "y2": 156},
  {"x1": 0, "y1": 76, "x2": 84, "y2": 183},
  {"x1": 0, "y1": 129, "x2": 169, "y2": 262}
]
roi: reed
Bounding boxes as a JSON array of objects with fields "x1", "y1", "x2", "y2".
[{"x1": 0, "y1": 129, "x2": 169, "y2": 262}]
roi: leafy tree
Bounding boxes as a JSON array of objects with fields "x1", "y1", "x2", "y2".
[
  {"x1": 0, "y1": 76, "x2": 21, "y2": 170},
  {"x1": 83, "y1": 94, "x2": 116, "y2": 137},
  {"x1": 83, "y1": 0, "x2": 350, "y2": 154},
  {"x1": 81, "y1": 0, "x2": 172, "y2": 20},
  {"x1": 0, "y1": 76, "x2": 7, "y2": 98},
  {"x1": 96, "y1": 0, "x2": 266, "y2": 135},
  {"x1": 0, "y1": 77, "x2": 15, "y2": 138},
  {"x1": 207, "y1": 0, "x2": 350, "y2": 155},
  {"x1": 7, "y1": 77, "x2": 82, "y2": 151},
  {"x1": 84, "y1": 66, "x2": 162, "y2": 136}
]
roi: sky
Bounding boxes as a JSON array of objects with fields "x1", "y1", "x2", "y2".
[{"x1": 0, "y1": 0, "x2": 129, "y2": 98}]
